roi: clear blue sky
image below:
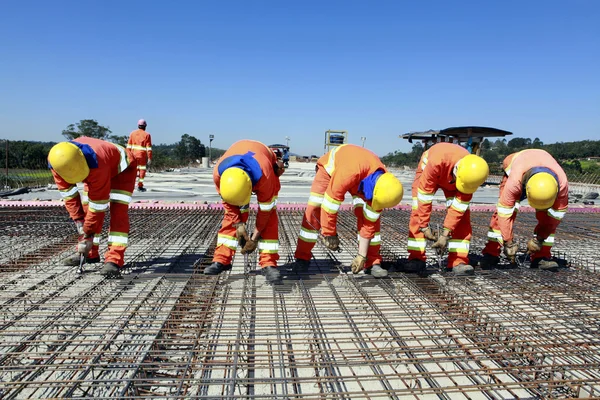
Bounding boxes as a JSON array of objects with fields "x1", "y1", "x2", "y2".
[{"x1": 1, "y1": 0, "x2": 598, "y2": 157}]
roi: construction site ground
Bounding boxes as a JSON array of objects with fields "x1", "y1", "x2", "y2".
[{"x1": 1, "y1": 161, "x2": 600, "y2": 399}]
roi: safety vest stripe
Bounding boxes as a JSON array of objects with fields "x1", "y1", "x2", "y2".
[
  {"x1": 93, "y1": 236, "x2": 101, "y2": 245},
  {"x1": 358, "y1": 233, "x2": 381, "y2": 245},
  {"x1": 217, "y1": 234, "x2": 238, "y2": 249},
  {"x1": 110, "y1": 191, "x2": 132, "y2": 204},
  {"x1": 420, "y1": 151, "x2": 429, "y2": 168},
  {"x1": 548, "y1": 208, "x2": 566, "y2": 220},
  {"x1": 88, "y1": 200, "x2": 109, "y2": 212},
  {"x1": 138, "y1": 165, "x2": 147, "y2": 170},
  {"x1": 308, "y1": 193, "x2": 324, "y2": 206},
  {"x1": 417, "y1": 188, "x2": 434, "y2": 203},
  {"x1": 324, "y1": 145, "x2": 345, "y2": 175},
  {"x1": 81, "y1": 191, "x2": 89, "y2": 205},
  {"x1": 412, "y1": 197, "x2": 418, "y2": 210},
  {"x1": 112, "y1": 144, "x2": 129, "y2": 173},
  {"x1": 259, "y1": 196, "x2": 278, "y2": 212},
  {"x1": 108, "y1": 234, "x2": 128, "y2": 246},
  {"x1": 146, "y1": 146, "x2": 152, "y2": 151},
  {"x1": 487, "y1": 229, "x2": 503, "y2": 243},
  {"x1": 59, "y1": 185, "x2": 79, "y2": 199},
  {"x1": 128, "y1": 144, "x2": 146, "y2": 151},
  {"x1": 451, "y1": 198, "x2": 470, "y2": 212},
  {"x1": 258, "y1": 240, "x2": 279, "y2": 252},
  {"x1": 408, "y1": 238, "x2": 426, "y2": 251},
  {"x1": 497, "y1": 203, "x2": 516, "y2": 218},
  {"x1": 352, "y1": 196, "x2": 364, "y2": 208},
  {"x1": 448, "y1": 239, "x2": 470, "y2": 253},
  {"x1": 322, "y1": 194, "x2": 342, "y2": 214},
  {"x1": 299, "y1": 228, "x2": 319, "y2": 242},
  {"x1": 363, "y1": 204, "x2": 380, "y2": 222},
  {"x1": 536, "y1": 234, "x2": 555, "y2": 246}
]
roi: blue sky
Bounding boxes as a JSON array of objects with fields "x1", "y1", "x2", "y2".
[{"x1": 0, "y1": 0, "x2": 598, "y2": 157}]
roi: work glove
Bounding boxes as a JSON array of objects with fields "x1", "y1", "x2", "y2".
[
  {"x1": 351, "y1": 254, "x2": 367, "y2": 274},
  {"x1": 527, "y1": 238, "x2": 542, "y2": 253},
  {"x1": 432, "y1": 231, "x2": 450, "y2": 252},
  {"x1": 321, "y1": 235, "x2": 340, "y2": 251},
  {"x1": 420, "y1": 226, "x2": 438, "y2": 242},
  {"x1": 234, "y1": 223, "x2": 250, "y2": 247},
  {"x1": 503, "y1": 241, "x2": 519, "y2": 263},
  {"x1": 241, "y1": 238, "x2": 258, "y2": 255},
  {"x1": 77, "y1": 236, "x2": 93, "y2": 255},
  {"x1": 74, "y1": 220, "x2": 84, "y2": 236}
]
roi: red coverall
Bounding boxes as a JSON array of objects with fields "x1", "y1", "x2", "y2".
[
  {"x1": 51, "y1": 137, "x2": 137, "y2": 267},
  {"x1": 127, "y1": 129, "x2": 152, "y2": 189},
  {"x1": 482, "y1": 150, "x2": 569, "y2": 261},
  {"x1": 294, "y1": 144, "x2": 386, "y2": 268},
  {"x1": 408, "y1": 143, "x2": 473, "y2": 268},
  {"x1": 213, "y1": 140, "x2": 281, "y2": 268}
]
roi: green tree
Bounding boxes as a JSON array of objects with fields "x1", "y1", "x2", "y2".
[
  {"x1": 62, "y1": 119, "x2": 112, "y2": 140},
  {"x1": 109, "y1": 135, "x2": 129, "y2": 147},
  {"x1": 174, "y1": 134, "x2": 206, "y2": 163}
]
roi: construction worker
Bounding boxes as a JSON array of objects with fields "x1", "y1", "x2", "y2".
[
  {"x1": 480, "y1": 149, "x2": 568, "y2": 270},
  {"x1": 293, "y1": 144, "x2": 404, "y2": 278},
  {"x1": 406, "y1": 143, "x2": 489, "y2": 276},
  {"x1": 48, "y1": 137, "x2": 137, "y2": 277},
  {"x1": 205, "y1": 140, "x2": 285, "y2": 283},
  {"x1": 127, "y1": 119, "x2": 152, "y2": 192}
]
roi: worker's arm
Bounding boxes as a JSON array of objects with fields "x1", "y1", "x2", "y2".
[
  {"x1": 52, "y1": 169, "x2": 85, "y2": 222},
  {"x1": 358, "y1": 198, "x2": 380, "y2": 240},
  {"x1": 126, "y1": 133, "x2": 133, "y2": 150},
  {"x1": 414, "y1": 165, "x2": 438, "y2": 229},
  {"x1": 320, "y1": 171, "x2": 352, "y2": 237},
  {"x1": 146, "y1": 133, "x2": 153, "y2": 161},
  {"x1": 496, "y1": 174, "x2": 521, "y2": 243},
  {"x1": 536, "y1": 191, "x2": 569, "y2": 240},
  {"x1": 442, "y1": 191, "x2": 473, "y2": 232},
  {"x1": 82, "y1": 171, "x2": 111, "y2": 236}
]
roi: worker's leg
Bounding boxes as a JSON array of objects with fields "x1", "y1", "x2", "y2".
[
  {"x1": 258, "y1": 211, "x2": 280, "y2": 268},
  {"x1": 354, "y1": 206, "x2": 382, "y2": 268},
  {"x1": 137, "y1": 156, "x2": 147, "y2": 189},
  {"x1": 213, "y1": 207, "x2": 249, "y2": 266},
  {"x1": 482, "y1": 175, "x2": 511, "y2": 257},
  {"x1": 294, "y1": 167, "x2": 330, "y2": 261},
  {"x1": 104, "y1": 162, "x2": 137, "y2": 267},
  {"x1": 531, "y1": 210, "x2": 556, "y2": 261},
  {"x1": 447, "y1": 209, "x2": 472, "y2": 268},
  {"x1": 408, "y1": 171, "x2": 427, "y2": 261},
  {"x1": 80, "y1": 183, "x2": 101, "y2": 259}
]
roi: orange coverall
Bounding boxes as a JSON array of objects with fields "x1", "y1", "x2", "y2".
[
  {"x1": 213, "y1": 140, "x2": 281, "y2": 268},
  {"x1": 482, "y1": 150, "x2": 568, "y2": 261},
  {"x1": 127, "y1": 129, "x2": 152, "y2": 188},
  {"x1": 51, "y1": 137, "x2": 137, "y2": 267},
  {"x1": 408, "y1": 143, "x2": 473, "y2": 268},
  {"x1": 294, "y1": 144, "x2": 386, "y2": 268}
]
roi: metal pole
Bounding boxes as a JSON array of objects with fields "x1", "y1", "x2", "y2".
[
  {"x1": 209, "y1": 134, "x2": 214, "y2": 163},
  {"x1": 5, "y1": 140, "x2": 8, "y2": 189},
  {"x1": 361, "y1": 137, "x2": 366, "y2": 147}
]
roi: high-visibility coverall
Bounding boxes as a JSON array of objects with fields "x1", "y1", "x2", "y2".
[
  {"x1": 482, "y1": 149, "x2": 568, "y2": 261},
  {"x1": 294, "y1": 144, "x2": 386, "y2": 268},
  {"x1": 51, "y1": 137, "x2": 137, "y2": 267},
  {"x1": 127, "y1": 129, "x2": 152, "y2": 188},
  {"x1": 213, "y1": 140, "x2": 281, "y2": 268},
  {"x1": 408, "y1": 143, "x2": 473, "y2": 268}
]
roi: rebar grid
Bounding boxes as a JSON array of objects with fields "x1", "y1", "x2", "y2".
[{"x1": 0, "y1": 206, "x2": 599, "y2": 399}]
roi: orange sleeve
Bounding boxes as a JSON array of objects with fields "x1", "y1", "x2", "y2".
[
  {"x1": 358, "y1": 199, "x2": 379, "y2": 239},
  {"x1": 536, "y1": 191, "x2": 569, "y2": 239},
  {"x1": 414, "y1": 166, "x2": 438, "y2": 229},
  {"x1": 442, "y1": 191, "x2": 473, "y2": 232},
  {"x1": 146, "y1": 133, "x2": 153, "y2": 160},
  {"x1": 320, "y1": 170, "x2": 356, "y2": 236},
  {"x1": 52, "y1": 169, "x2": 85, "y2": 222}
]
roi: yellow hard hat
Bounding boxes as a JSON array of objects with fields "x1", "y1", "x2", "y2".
[
  {"x1": 48, "y1": 142, "x2": 90, "y2": 184},
  {"x1": 526, "y1": 172, "x2": 558, "y2": 210},
  {"x1": 220, "y1": 167, "x2": 252, "y2": 206},
  {"x1": 372, "y1": 172, "x2": 404, "y2": 210},
  {"x1": 455, "y1": 154, "x2": 489, "y2": 194}
]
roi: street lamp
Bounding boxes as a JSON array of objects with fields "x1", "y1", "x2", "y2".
[
  {"x1": 361, "y1": 136, "x2": 366, "y2": 147},
  {"x1": 285, "y1": 136, "x2": 290, "y2": 148},
  {"x1": 209, "y1": 134, "x2": 214, "y2": 162}
]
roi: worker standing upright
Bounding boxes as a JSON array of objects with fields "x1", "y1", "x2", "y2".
[
  {"x1": 127, "y1": 119, "x2": 153, "y2": 192},
  {"x1": 205, "y1": 140, "x2": 285, "y2": 283},
  {"x1": 480, "y1": 149, "x2": 568, "y2": 270},
  {"x1": 48, "y1": 137, "x2": 137, "y2": 278},
  {"x1": 405, "y1": 143, "x2": 489, "y2": 276},
  {"x1": 293, "y1": 144, "x2": 404, "y2": 278}
]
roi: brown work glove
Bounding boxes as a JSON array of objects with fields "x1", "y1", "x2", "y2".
[
  {"x1": 77, "y1": 235, "x2": 93, "y2": 254},
  {"x1": 420, "y1": 226, "x2": 438, "y2": 242},
  {"x1": 241, "y1": 238, "x2": 258, "y2": 255},
  {"x1": 234, "y1": 222, "x2": 250, "y2": 247},
  {"x1": 351, "y1": 254, "x2": 367, "y2": 274},
  {"x1": 321, "y1": 235, "x2": 340, "y2": 251},
  {"x1": 432, "y1": 229, "x2": 451, "y2": 252},
  {"x1": 74, "y1": 219, "x2": 85, "y2": 236},
  {"x1": 503, "y1": 241, "x2": 519, "y2": 263},
  {"x1": 527, "y1": 238, "x2": 542, "y2": 253}
]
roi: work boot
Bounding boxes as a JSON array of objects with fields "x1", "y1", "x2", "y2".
[
  {"x1": 479, "y1": 254, "x2": 499, "y2": 270},
  {"x1": 100, "y1": 262, "x2": 121, "y2": 278},
  {"x1": 291, "y1": 259, "x2": 310, "y2": 273},
  {"x1": 62, "y1": 254, "x2": 100, "y2": 266},
  {"x1": 404, "y1": 259, "x2": 426, "y2": 273},
  {"x1": 137, "y1": 186, "x2": 146, "y2": 192},
  {"x1": 203, "y1": 262, "x2": 231, "y2": 275},
  {"x1": 531, "y1": 258, "x2": 559, "y2": 271},
  {"x1": 450, "y1": 264, "x2": 475, "y2": 276},
  {"x1": 262, "y1": 266, "x2": 281, "y2": 283},
  {"x1": 368, "y1": 264, "x2": 388, "y2": 278}
]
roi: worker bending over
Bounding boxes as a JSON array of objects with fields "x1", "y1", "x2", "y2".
[
  {"x1": 127, "y1": 119, "x2": 152, "y2": 192},
  {"x1": 480, "y1": 149, "x2": 568, "y2": 271},
  {"x1": 293, "y1": 144, "x2": 403, "y2": 278},
  {"x1": 406, "y1": 143, "x2": 489, "y2": 276},
  {"x1": 205, "y1": 140, "x2": 285, "y2": 283},
  {"x1": 48, "y1": 137, "x2": 137, "y2": 278}
]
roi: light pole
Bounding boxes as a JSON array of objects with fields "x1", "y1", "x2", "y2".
[
  {"x1": 209, "y1": 134, "x2": 214, "y2": 163},
  {"x1": 285, "y1": 136, "x2": 290, "y2": 148},
  {"x1": 361, "y1": 136, "x2": 366, "y2": 147}
]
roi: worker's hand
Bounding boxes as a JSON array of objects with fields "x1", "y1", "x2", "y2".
[
  {"x1": 241, "y1": 238, "x2": 258, "y2": 255},
  {"x1": 527, "y1": 238, "x2": 542, "y2": 253},
  {"x1": 77, "y1": 236, "x2": 93, "y2": 254},
  {"x1": 420, "y1": 226, "x2": 438, "y2": 242},
  {"x1": 503, "y1": 241, "x2": 519, "y2": 263},
  {"x1": 321, "y1": 235, "x2": 340, "y2": 251},
  {"x1": 351, "y1": 254, "x2": 367, "y2": 274},
  {"x1": 234, "y1": 223, "x2": 250, "y2": 246},
  {"x1": 432, "y1": 233, "x2": 450, "y2": 252},
  {"x1": 74, "y1": 220, "x2": 84, "y2": 236}
]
